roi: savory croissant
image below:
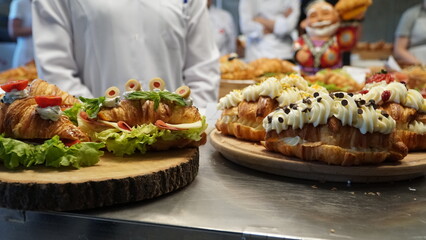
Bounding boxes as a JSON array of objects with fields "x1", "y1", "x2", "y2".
[
  {"x1": 0, "y1": 97, "x2": 89, "y2": 141},
  {"x1": 29, "y1": 79, "x2": 79, "y2": 106}
]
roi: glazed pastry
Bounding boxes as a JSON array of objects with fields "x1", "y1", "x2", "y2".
[
  {"x1": 263, "y1": 92, "x2": 407, "y2": 166},
  {"x1": 216, "y1": 74, "x2": 326, "y2": 141},
  {"x1": 305, "y1": 69, "x2": 363, "y2": 92},
  {"x1": 28, "y1": 79, "x2": 79, "y2": 106},
  {"x1": 0, "y1": 97, "x2": 89, "y2": 142},
  {"x1": 359, "y1": 80, "x2": 426, "y2": 151}
]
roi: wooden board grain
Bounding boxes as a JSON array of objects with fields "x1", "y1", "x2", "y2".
[
  {"x1": 0, "y1": 148, "x2": 199, "y2": 211},
  {"x1": 210, "y1": 129, "x2": 426, "y2": 183}
]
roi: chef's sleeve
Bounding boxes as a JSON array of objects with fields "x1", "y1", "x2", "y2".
[
  {"x1": 239, "y1": 0, "x2": 264, "y2": 40},
  {"x1": 225, "y1": 12, "x2": 237, "y2": 54},
  {"x1": 273, "y1": 0, "x2": 301, "y2": 38},
  {"x1": 32, "y1": 0, "x2": 93, "y2": 97},
  {"x1": 9, "y1": 0, "x2": 26, "y2": 20},
  {"x1": 183, "y1": 0, "x2": 220, "y2": 108}
]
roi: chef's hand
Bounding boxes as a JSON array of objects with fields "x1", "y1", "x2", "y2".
[{"x1": 253, "y1": 17, "x2": 274, "y2": 34}]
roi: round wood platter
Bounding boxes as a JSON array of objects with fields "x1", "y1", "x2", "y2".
[
  {"x1": 0, "y1": 148, "x2": 199, "y2": 211},
  {"x1": 210, "y1": 129, "x2": 426, "y2": 183}
]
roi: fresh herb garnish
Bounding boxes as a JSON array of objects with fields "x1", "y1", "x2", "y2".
[
  {"x1": 63, "y1": 103, "x2": 82, "y2": 125},
  {"x1": 79, "y1": 96, "x2": 106, "y2": 119},
  {"x1": 125, "y1": 91, "x2": 186, "y2": 110}
]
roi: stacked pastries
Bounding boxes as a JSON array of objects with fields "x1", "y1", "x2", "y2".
[{"x1": 216, "y1": 73, "x2": 426, "y2": 166}]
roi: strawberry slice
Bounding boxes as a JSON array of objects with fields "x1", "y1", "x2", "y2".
[
  {"x1": 1, "y1": 79, "x2": 29, "y2": 92},
  {"x1": 35, "y1": 96, "x2": 62, "y2": 108}
]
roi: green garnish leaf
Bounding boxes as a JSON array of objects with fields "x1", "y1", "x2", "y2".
[
  {"x1": 63, "y1": 103, "x2": 83, "y2": 125},
  {"x1": 79, "y1": 96, "x2": 106, "y2": 119},
  {"x1": 125, "y1": 91, "x2": 186, "y2": 110}
]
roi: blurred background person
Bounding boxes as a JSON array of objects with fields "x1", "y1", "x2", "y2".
[
  {"x1": 393, "y1": 0, "x2": 426, "y2": 66},
  {"x1": 32, "y1": 0, "x2": 219, "y2": 108},
  {"x1": 8, "y1": 0, "x2": 33, "y2": 68},
  {"x1": 208, "y1": 0, "x2": 237, "y2": 56},
  {"x1": 239, "y1": 0, "x2": 301, "y2": 62}
]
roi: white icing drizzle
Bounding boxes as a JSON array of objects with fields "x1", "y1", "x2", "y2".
[
  {"x1": 407, "y1": 121, "x2": 426, "y2": 134},
  {"x1": 217, "y1": 90, "x2": 242, "y2": 109},
  {"x1": 36, "y1": 105, "x2": 63, "y2": 121}
]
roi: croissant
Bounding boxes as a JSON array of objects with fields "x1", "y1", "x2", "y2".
[
  {"x1": 265, "y1": 117, "x2": 407, "y2": 166},
  {"x1": 0, "y1": 97, "x2": 89, "y2": 141},
  {"x1": 97, "y1": 99, "x2": 202, "y2": 126},
  {"x1": 249, "y1": 58, "x2": 295, "y2": 77},
  {"x1": 29, "y1": 79, "x2": 79, "y2": 106}
]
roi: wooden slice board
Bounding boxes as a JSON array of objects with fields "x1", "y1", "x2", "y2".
[
  {"x1": 210, "y1": 129, "x2": 426, "y2": 183},
  {"x1": 0, "y1": 148, "x2": 199, "y2": 211}
]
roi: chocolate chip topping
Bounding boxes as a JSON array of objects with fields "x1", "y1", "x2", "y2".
[
  {"x1": 313, "y1": 92, "x2": 319, "y2": 98},
  {"x1": 381, "y1": 110, "x2": 389, "y2": 118},
  {"x1": 348, "y1": 93, "x2": 354, "y2": 97},
  {"x1": 341, "y1": 99, "x2": 348, "y2": 106},
  {"x1": 289, "y1": 103, "x2": 296, "y2": 108},
  {"x1": 317, "y1": 97, "x2": 322, "y2": 102},
  {"x1": 357, "y1": 109, "x2": 363, "y2": 114},
  {"x1": 284, "y1": 108, "x2": 290, "y2": 114},
  {"x1": 335, "y1": 92, "x2": 344, "y2": 98},
  {"x1": 359, "y1": 99, "x2": 366, "y2": 105},
  {"x1": 268, "y1": 116, "x2": 272, "y2": 123},
  {"x1": 278, "y1": 117, "x2": 284, "y2": 123}
]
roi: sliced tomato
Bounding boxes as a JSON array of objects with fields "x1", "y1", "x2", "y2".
[
  {"x1": 1, "y1": 79, "x2": 29, "y2": 92},
  {"x1": 62, "y1": 139, "x2": 81, "y2": 147},
  {"x1": 155, "y1": 120, "x2": 181, "y2": 131},
  {"x1": 117, "y1": 121, "x2": 132, "y2": 131},
  {"x1": 35, "y1": 96, "x2": 63, "y2": 108}
]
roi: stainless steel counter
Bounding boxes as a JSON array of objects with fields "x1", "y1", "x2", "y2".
[{"x1": 1, "y1": 105, "x2": 426, "y2": 239}]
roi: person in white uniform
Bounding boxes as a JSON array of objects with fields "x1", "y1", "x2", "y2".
[
  {"x1": 239, "y1": 0, "x2": 301, "y2": 62},
  {"x1": 207, "y1": 0, "x2": 237, "y2": 56},
  {"x1": 8, "y1": 0, "x2": 33, "y2": 68},
  {"x1": 32, "y1": 0, "x2": 220, "y2": 108},
  {"x1": 394, "y1": 0, "x2": 426, "y2": 65}
]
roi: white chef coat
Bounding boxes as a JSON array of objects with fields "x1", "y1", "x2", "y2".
[
  {"x1": 208, "y1": 6, "x2": 237, "y2": 56},
  {"x1": 32, "y1": 0, "x2": 220, "y2": 108},
  {"x1": 9, "y1": 0, "x2": 33, "y2": 68},
  {"x1": 239, "y1": 0, "x2": 300, "y2": 62}
]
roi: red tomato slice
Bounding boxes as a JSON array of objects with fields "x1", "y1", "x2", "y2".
[
  {"x1": 0, "y1": 79, "x2": 29, "y2": 92},
  {"x1": 35, "y1": 96, "x2": 63, "y2": 108},
  {"x1": 62, "y1": 139, "x2": 81, "y2": 147}
]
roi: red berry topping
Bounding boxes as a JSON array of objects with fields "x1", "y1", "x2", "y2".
[
  {"x1": 359, "y1": 90, "x2": 369, "y2": 94},
  {"x1": 381, "y1": 90, "x2": 391, "y2": 102}
]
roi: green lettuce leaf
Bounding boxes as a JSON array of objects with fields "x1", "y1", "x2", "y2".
[
  {"x1": 94, "y1": 117, "x2": 207, "y2": 157},
  {"x1": 63, "y1": 103, "x2": 83, "y2": 125},
  {"x1": 0, "y1": 135, "x2": 104, "y2": 169}
]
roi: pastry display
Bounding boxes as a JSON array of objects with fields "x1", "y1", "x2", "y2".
[
  {"x1": 0, "y1": 60, "x2": 38, "y2": 84},
  {"x1": 304, "y1": 68, "x2": 363, "y2": 92},
  {"x1": 360, "y1": 72, "x2": 426, "y2": 151},
  {"x1": 401, "y1": 65, "x2": 426, "y2": 90},
  {"x1": 263, "y1": 91, "x2": 407, "y2": 166},
  {"x1": 216, "y1": 74, "x2": 326, "y2": 141},
  {"x1": 220, "y1": 54, "x2": 254, "y2": 80},
  {"x1": 249, "y1": 58, "x2": 296, "y2": 79}
]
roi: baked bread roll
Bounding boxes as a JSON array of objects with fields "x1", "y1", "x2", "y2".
[
  {"x1": 249, "y1": 58, "x2": 296, "y2": 77},
  {"x1": 359, "y1": 81, "x2": 426, "y2": 151},
  {"x1": 216, "y1": 74, "x2": 327, "y2": 141},
  {"x1": 263, "y1": 92, "x2": 407, "y2": 166},
  {"x1": 220, "y1": 54, "x2": 254, "y2": 80}
]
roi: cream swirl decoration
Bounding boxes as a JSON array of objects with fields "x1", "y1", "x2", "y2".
[{"x1": 263, "y1": 92, "x2": 396, "y2": 135}]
